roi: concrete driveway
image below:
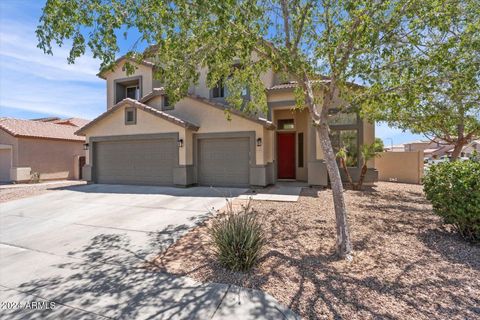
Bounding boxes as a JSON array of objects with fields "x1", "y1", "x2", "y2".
[{"x1": 0, "y1": 184, "x2": 297, "y2": 319}]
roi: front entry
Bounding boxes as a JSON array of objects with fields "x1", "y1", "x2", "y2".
[{"x1": 277, "y1": 132, "x2": 295, "y2": 179}]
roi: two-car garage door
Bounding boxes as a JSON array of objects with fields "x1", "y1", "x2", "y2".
[{"x1": 94, "y1": 138, "x2": 175, "y2": 185}]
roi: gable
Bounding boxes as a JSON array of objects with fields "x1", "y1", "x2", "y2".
[{"x1": 78, "y1": 102, "x2": 192, "y2": 138}]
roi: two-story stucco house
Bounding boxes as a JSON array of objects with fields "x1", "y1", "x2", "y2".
[{"x1": 76, "y1": 56, "x2": 377, "y2": 187}]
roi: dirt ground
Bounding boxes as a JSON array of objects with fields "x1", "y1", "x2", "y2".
[
  {"x1": 154, "y1": 182, "x2": 480, "y2": 320},
  {"x1": 0, "y1": 181, "x2": 85, "y2": 203}
]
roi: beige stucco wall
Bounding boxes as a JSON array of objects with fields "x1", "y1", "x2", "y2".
[
  {"x1": 375, "y1": 151, "x2": 424, "y2": 184},
  {"x1": 104, "y1": 60, "x2": 154, "y2": 109},
  {"x1": 0, "y1": 148, "x2": 12, "y2": 181},
  {"x1": 82, "y1": 104, "x2": 188, "y2": 165},
  {"x1": 167, "y1": 97, "x2": 269, "y2": 165},
  {"x1": 268, "y1": 90, "x2": 296, "y2": 103},
  {"x1": 0, "y1": 129, "x2": 18, "y2": 165},
  {"x1": 16, "y1": 137, "x2": 84, "y2": 181},
  {"x1": 192, "y1": 65, "x2": 276, "y2": 99}
]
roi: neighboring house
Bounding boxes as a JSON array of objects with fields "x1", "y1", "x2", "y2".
[
  {"x1": 461, "y1": 140, "x2": 480, "y2": 158},
  {"x1": 76, "y1": 56, "x2": 377, "y2": 187},
  {"x1": 404, "y1": 140, "x2": 431, "y2": 152},
  {"x1": 384, "y1": 144, "x2": 406, "y2": 152},
  {"x1": 0, "y1": 118, "x2": 88, "y2": 182}
]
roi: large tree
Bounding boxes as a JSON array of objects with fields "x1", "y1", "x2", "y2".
[
  {"x1": 37, "y1": 0, "x2": 452, "y2": 259},
  {"x1": 360, "y1": 0, "x2": 480, "y2": 159}
]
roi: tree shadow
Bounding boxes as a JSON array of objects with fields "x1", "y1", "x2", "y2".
[
  {"x1": 418, "y1": 228, "x2": 480, "y2": 271},
  {"x1": 158, "y1": 183, "x2": 480, "y2": 319},
  {"x1": 3, "y1": 223, "x2": 293, "y2": 319}
]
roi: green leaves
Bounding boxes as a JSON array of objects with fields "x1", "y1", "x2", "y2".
[
  {"x1": 209, "y1": 200, "x2": 265, "y2": 272},
  {"x1": 424, "y1": 160, "x2": 480, "y2": 243},
  {"x1": 358, "y1": 0, "x2": 480, "y2": 148}
]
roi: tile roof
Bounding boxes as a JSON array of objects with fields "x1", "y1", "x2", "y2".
[
  {"x1": 139, "y1": 87, "x2": 165, "y2": 103},
  {"x1": 53, "y1": 118, "x2": 91, "y2": 127},
  {"x1": 97, "y1": 56, "x2": 155, "y2": 79},
  {"x1": 186, "y1": 95, "x2": 275, "y2": 129},
  {"x1": 75, "y1": 98, "x2": 200, "y2": 135},
  {"x1": 139, "y1": 89, "x2": 275, "y2": 129},
  {"x1": 267, "y1": 80, "x2": 331, "y2": 91},
  {"x1": 0, "y1": 118, "x2": 85, "y2": 142}
]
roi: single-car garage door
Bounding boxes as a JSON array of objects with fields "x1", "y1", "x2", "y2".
[
  {"x1": 94, "y1": 138, "x2": 175, "y2": 185},
  {"x1": 198, "y1": 137, "x2": 250, "y2": 187}
]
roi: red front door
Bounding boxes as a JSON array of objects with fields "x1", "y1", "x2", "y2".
[{"x1": 277, "y1": 132, "x2": 296, "y2": 179}]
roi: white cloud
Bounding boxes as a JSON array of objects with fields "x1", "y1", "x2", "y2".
[{"x1": 0, "y1": 17, "x2": 105, "y2": 119}]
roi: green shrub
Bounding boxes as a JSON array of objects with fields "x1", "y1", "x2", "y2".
[
  {"x1": 209, "y1": 201, "x2": 265, "y2": 272},
  {"x1": 423, "y1": 160, "x2": 480, "y2": 243}
]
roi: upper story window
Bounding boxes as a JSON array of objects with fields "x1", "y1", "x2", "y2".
[
  {"x1": 163, "y1": 96, "x2": 173, "y2": 110},
  {"x1": 211, "y1": 80, "x2": 225, "y2": 98},
  {"x1": 328, "y1": 110, "x2": 357, "y2": 125},
  {"x1": 126, "y1": 86, "x2": 140, "y2": 100},
  {"x1": 115, "y1": 76, "x2": 142, "y2": 104}
]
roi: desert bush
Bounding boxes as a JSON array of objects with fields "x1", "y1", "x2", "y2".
[
  {"x1": 209, "y1": 200, "x2": 265, "y2": 272},
  {"x1": 30, "y1": 171, "x2": 40, "y2": 183},
  {"x1": 423, "y1": 160, "x2": 480, "y2": 243}
]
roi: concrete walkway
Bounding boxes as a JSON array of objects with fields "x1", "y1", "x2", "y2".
[
  {"x1": 239, "y1": 182, "x2": 307, "y2": 202},
  {"x1": 0, "y1": 184, "x2": 299, "y2": 319}
]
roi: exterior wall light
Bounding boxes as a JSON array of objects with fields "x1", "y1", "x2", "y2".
[
  {"x1": 256, "y1": 138, "x2": 262, "y2": 147},
  {"x1": 178, "y1": 139, "x2": 184, "y2": 148},
  {"x1": 83, "y1": 143, "x2": 89, "y2": 150}
]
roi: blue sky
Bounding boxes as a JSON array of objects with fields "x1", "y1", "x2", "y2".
[{"x1": 0, "y1": 0, "x2": 423, "y2": 145}]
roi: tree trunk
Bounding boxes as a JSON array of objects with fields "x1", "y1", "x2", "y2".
[
  {"x1": 302, "y1": 77, "x2": 352, "y2": 260},
  {"x1": 450, "y1": 140, "x2": 466, "y2": 160},
  {"x1": 316, "y1": 125, "x2": 353, "y2": 259},
  {"x1": 357, "y1": 163, "x2": 368, "y2": 190},
  {"x1": 339, "y1": 157, "x2": 354, "y2": 189}
]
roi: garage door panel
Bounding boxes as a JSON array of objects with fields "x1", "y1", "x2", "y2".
[
  {"x1": 198, "y1": 138, "x2": 250, "y2": 187},
  {"x1": 95, "y1": 139, "x2": 175, "y2": 185}
]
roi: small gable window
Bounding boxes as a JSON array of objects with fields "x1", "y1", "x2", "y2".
[{"x1": 125, "y1": 107, "x2": 136, "y2": 125}]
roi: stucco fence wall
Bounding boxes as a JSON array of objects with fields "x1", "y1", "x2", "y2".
[
  {"x1": 375, "y1": 151, "x2": 424, "y2": 184},
  {"x1": 16, "y1": 137, "x2": 85, "y2": 181}
]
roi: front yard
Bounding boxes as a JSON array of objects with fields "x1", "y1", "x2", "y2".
[{"x1": 155, "y1": 182, "x2": 479, "y2": 319}]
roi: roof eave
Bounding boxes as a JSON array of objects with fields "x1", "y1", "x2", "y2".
[
  {"x1": 97, "y1": 56, "x2": 155, "y2": 80},
  {"x1": 76, "y1": 98, "x2": 199, "y2": 135}
]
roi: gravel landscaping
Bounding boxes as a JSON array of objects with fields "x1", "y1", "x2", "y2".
[
  {"x1": 154, "y1": 182, "x2": 480, "y2": 320},
  {"x1": 0, "y1": 181, "x2": 86, "y2": 203}
]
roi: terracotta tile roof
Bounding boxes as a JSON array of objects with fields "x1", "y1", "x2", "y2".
[
  {"x1": 267, "y1": 80, "x2": 331, "y2": 91},
  {"x1": 30, "y1": 117, "x2": 61, "y2": 122},
  {"x1": 53, "y1": 118, "x2": 91, "y2": 127},
  {"x1": 97, "y1": 56, "x2": 155, "y2": 79},
  {"x1": 140, "y1": 89, "x2": 275, "y2": 129},
  {"x1": 75, "y1": 98, "x2": 200, "y2": 135},
  {"x1": 140, "y1": 87, "x2": 165, "y2": 103},
  {"x1": 187, "y1": 95, "x2": 275, "y2": 129},
  {"x1": 0, "y1": 118, "x2": 85, "y2": 142}
]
